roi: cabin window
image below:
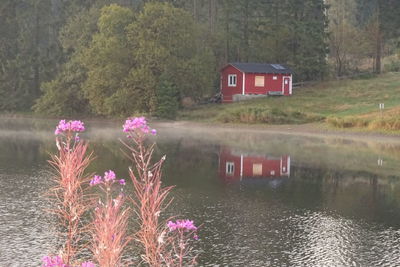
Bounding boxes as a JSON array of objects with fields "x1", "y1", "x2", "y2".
[
  {"x1": 255, "y1": 76, "x2": 265, "y2": 87},
  {"x1": 284, "y1": 79, "x2": 289, "y2": 84},
  {"x1": 270, "y1": 170, "x2": 275, "y2": 175},
  {"x1": 226, "y1": 162, "x2": 235, "y2": 175},
  {"x1": 228, "y1": 74, "x2": 237, "y2": 87},
  {"x1": 253, "y1": 164, "x2": 263, "y2": 176},
  {"x1": 273, "y1": 76, "x2": 278, "y2": 80}
]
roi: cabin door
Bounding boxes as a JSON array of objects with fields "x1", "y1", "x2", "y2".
[{"x1": 283, "y1": 77, "x2": 291, "y2": 95}]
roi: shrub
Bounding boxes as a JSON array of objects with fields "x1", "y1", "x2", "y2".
[
  {"x1": 385, "y1": 60, "x2": 400, "y2": 72},
  {"x1": 155, "y1": 79, "x2": 179, "y2": 119},
  {"x1": 326, "y1": 116, "x2": 369, "y2": 128},
  {"x1": 368, "y1": 118, "x2": 400, "y2": 131},
  {"x1": 217, "y1": 107, "x2": 319, "y2": 124}
]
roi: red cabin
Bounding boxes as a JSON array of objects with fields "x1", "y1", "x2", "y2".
[
  {"x1": 220, "y1": 63, "x2": 293, "y2": 103},
  {"x1": 218, "y1": 147, "x2": 291, "y2": 182}
]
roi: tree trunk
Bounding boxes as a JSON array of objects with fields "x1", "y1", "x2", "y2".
[
  {"x1": 242, "y1": 0, "x2": 249, "y2": 62},
  {"x1": 224, "y1": 3, "x2": 230, "y2": 63},
  {"x1": 33, "y1": 5, "x2": 40, "y2": 98},
  {"x1": 375, "y1": 28, "x2": 382, "y2": 74},
  {"x1": 374, "y1": 1, "x2": 382, "y2": 74},
  {"x1": 193, "y1": 0, "x2": 198, "y2": 22}
]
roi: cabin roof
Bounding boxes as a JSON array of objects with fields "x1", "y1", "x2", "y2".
[{"x1": 228, "y1": 63, "x2": 293, "y2": 74}]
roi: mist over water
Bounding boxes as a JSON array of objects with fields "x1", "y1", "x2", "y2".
[{"x1": 1, "y1": 118, "x2": 400, "y2": 266}]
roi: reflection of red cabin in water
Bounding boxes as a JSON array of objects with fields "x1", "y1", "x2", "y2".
[{"x1": 219, "y1": 147, "x2": 290, "y2": 182}]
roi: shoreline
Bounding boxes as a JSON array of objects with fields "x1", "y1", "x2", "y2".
[
  {"x1": 154, "y1": 120, "x2": 400, "y2": 144},
  {"x1": 2, "y1": 114, "x2": 400, "y2": 144}
]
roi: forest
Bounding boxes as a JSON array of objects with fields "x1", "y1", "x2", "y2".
[{"x1": 0, "y1": 0, "x2": 399, "y2": 118}]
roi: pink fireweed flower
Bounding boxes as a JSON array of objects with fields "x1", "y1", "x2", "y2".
[
  {"x1": 55, "y1": 120, "x2": 85, "y2": 135},
  {"x1": 122, "y1": 117, "x2": 156, "y2": 136},
  {"x1": 90, "y1": 175, "x2": 102, "y2": 186},
  {"x1": 167, "y1": 219, "x2": 198, "y2": 232},
  {"x1": 81, "y1": 262, "x2": 96, "y2": 267},
  {"x1": 119, "y1": 179, "x2": 126, "y2": 185},
  {"x1": 104, "y1": 170, "x2": 116, "y2": 182},
  {"x1": 41, "y1": 255, "x2": 65, "y2": 267}
]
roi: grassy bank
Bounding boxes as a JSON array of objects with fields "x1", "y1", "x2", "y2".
[{"x1": 179, "y1": 72, "x2": 400, "y2": 132}]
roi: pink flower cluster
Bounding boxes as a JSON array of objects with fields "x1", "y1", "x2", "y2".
[
  {"x1": 167, "y1": 219, "x2": 198, "y2": 232},
  {"x1": 80, "y1": 262, "x2": 95, "y2": 267},
  {"x1": 90, "y1": 170, "x2": 126, "y2": 186},
  {"x1": 42, "y1": 256, "x2": 64, "y2": 267},
  {"x1": 123, "y1": 117, "x2": 156, "y2": 135},
  {"x1": 55, "y1": 120, "x2": 85, "y2": 135},
  {"x1": 41, "y1": 256, "x2": 95, "y2": 267}
]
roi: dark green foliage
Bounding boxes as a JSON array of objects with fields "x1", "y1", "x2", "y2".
[
  {"x1": 33, "y1": 59, "x2": 90, "y2": 116},
  {"x1": 155, "y1": 78, "x2": 179, "y2": 119},
  {"x1": 0, "y1": 0, "x2": 61, "y2": 111},
  {"x1": 33, "y1": 4, "x2": 102, "y2": 116},
  {"x1": 106, "y1": 67, "x2": 158, "y2": 116},
  {"x1": 75, "y1": 2, "x2": 215, "y2": 116},
  {"x1": 1, "y1": 0, "x2": 398, "y2": 115},
  {"x1": 127, "y1": 2, "x2": 215, "y2": 102},
  {"x1": 355, "y1": 0, "x2": 400, "y2": 73},
  {"x1": 81, "y1": 4, "x2": 134, "y2": 116}
]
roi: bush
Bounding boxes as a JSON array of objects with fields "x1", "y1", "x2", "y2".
[
  {"x1": 217, "y1": 107, "x2": 320, "y2": 124},
  {"x1": 327, "y1": 116, "x2": 400, "y2": 131},
  {"x1": 326, "y1": 116, "x2": 369, "y2": 128},
  {"x1": 369, "y1": 118, "x2": 400, "y2": 131},
  {"x1": 385, "y1": 60, "x2": 400, "y2": 72},
  {"x1": 155, "y1": 79, "x2": 179, "y2": 119}
]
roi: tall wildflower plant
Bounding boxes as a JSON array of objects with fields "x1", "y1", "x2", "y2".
[
  {"x1": 47, "y1": 120, "x2": 94, "y2": 265},
  {"x1": 89, "y1": 171, "x2": 131, "y2": 267},
  {"x1": 121, "y1": 117, "x2": 198, "y2": 266},
  {"x1": 163, "y1": 220, "x2": 199, "y2": 266}
]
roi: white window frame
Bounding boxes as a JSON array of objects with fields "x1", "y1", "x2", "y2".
[
  {"x1": 272, "y1": 76, "x2": 278, "y2": 80},
  {"x1": 226, "y1": 162, "x2": 235, "y2": 175},
  {"x1": 228, "y1": 74, "x2": 237, "y2": 87}
]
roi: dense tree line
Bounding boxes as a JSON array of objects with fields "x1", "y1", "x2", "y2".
[
  {"x1": 0, "y1": 0, "x2": 399, "y2": 117},
  {"x1": 327, "y1": 0, "x2": 400, "y2": 76}
]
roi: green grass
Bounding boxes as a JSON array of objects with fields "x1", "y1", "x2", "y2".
[{"x1": 179, "y1": 72, "x2": 400, "y2": 130}]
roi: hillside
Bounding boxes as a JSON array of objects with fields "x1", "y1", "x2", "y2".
[{"x1": 179, "y1": 73, "x2": 400, "y2": 132}]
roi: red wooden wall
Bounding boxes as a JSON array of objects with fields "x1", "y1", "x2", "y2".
[
  {"x1": 220, "y1": 64, "x2": 292, "y2": 102},
  {"x1": 245, "y1": 73, "x2": 288, "y2": 94},
  {"x1": 220, "y1": 65, "x2": 243, "y2": 103}
]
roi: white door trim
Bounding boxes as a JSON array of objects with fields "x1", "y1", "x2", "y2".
[{"x1": 282, "y1": 76, "x2": 291, "y2": 95}]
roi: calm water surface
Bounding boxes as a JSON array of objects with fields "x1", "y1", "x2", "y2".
[{"x1": 1, "y1": 118, "x2": 400, "y2": 266}]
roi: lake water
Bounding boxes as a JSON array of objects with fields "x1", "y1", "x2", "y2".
[{"x1": 1, "y1": 118, "x2": 400, "y2": 266}]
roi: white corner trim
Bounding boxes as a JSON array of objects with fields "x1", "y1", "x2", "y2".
[
  {"x1": 242, "y1": 72, "x2": 245, "y2": 95},
  {"x1": 240, "y1": 154, "x2": 243, "y2": 180}
]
